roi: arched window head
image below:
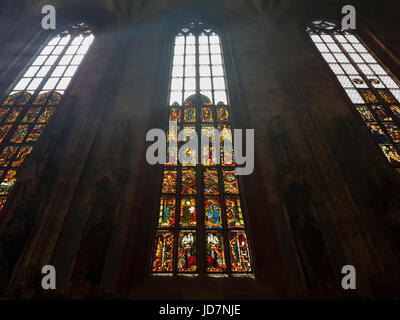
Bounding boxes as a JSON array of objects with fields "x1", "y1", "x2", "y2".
[
  {"x1": 307, "y1": 20, "x2": 400, "y2": 167},
  {"x1": 0, "y1": 21, "x2": 95, "y2": 210},
  {"x1": 151, "y1": 22, "x2": 253, "y2": 276}
]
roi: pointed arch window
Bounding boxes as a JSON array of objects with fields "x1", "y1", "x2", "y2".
[
  {"x1": 308, "y1": 20, "x2": 400, "y2": 167},
  {"x1": 151, "y1": 22, "x2": 253, "y2": 276},
  {"x1": 0, "y1": 22, "x2": 95, "y2": 210}
]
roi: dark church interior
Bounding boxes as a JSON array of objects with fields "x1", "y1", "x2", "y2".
[{"x1": 0, "y1": 0, "x2": 399, "y2": 304}]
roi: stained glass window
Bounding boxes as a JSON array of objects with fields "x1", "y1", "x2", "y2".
[
  {"x1": 0, "y1": 22, "x2": 94, "y2": 210},
  {"x1": 308, "y1": 20, "x2": 400, "y2": 167},
  {"x1": 151, "y1": 22, "x2": 252, "y2": 275}
]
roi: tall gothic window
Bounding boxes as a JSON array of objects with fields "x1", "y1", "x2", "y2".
[
  {"x1": 308, "y1": 20, "x2": 400, "y2": 167},
  {"x1": 0, "y1": 22, "x2": 95, "y2": 211},
  {"x1": 151, "y1": 22, "x2": 252, "y2": 276}
]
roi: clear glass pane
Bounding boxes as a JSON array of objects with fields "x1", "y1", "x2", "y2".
[
  {"x1": 172, "y1": 65, "x2": 184, "y2": 77},
  {"x1": 173, "y1": 55, "x2": 184, "y2": 65},
  {"x1": 186, "y1": 35, "x2": 195, "y2": 45},
  {"x1": 32, "y1": 55, "x2": 47, "y2": 66},
  {"x1": 52, "y1": 45, "x2": 65, "y2": 55},
  {"x1": 199, "y1": 65, "x2": 211, "y2": 77},
  {"x1": 361, "y1": 53, "x2": 376, "y2": 63},
  {"x1": 200, "y1": 77, "x2": 212, "y2": 90},
  {"x1": 174, "y1": 45, "x2": 185, "y2": 55},
  {"x1": 357, "y1": 64, "x2": 374, "y2": 75},
  {"x1": 210, "y1": 44, "x2": 221, "y2": 54},
  {"x1": 184, "y1": 77, "x2": 196, "y2": 91},
  {"x1": 14, "y1": 78, "x2": 31, "y2": 90},
  {"x1": 369, "y1": 64, "x2": 386, "y2": 75},
  {"x1": 310, "y1": 35, "x2": 322, "y2": 43},
  {"x1": 59, "y1": 35, "x2": 71, "y2": 45},
  {"x1": 36, "y1": 66, "x2": 51, "y2": 77},
  {"x1": 41, "y1": 46, "x2": 54, "y2": 55},
  {"x1": 349, "y1": 53, "x2": 363, "y2": 63},
  {"x1": 342, "y1": 44, "x2": 355, "y2": 53},
  {"x1": 82, "y1": 35, "x2": 94, "y2": 46},
  {"x1": 51, "y1": 66, "x2": 66, "y2": 77},
  {"x1": 23, "y1": 66, "x2": 39, "y2": 78},
  {"x1": 185, "y1": 66, "x2": 196, "y2": 77},
  {"x1": 44, "y1": 55, "x2": 58, "y2": 66},
  {"x1": 199, "y1": 35, "x2": 208, "y2": 45},
  {"x1": 59, "y1": 55, "x2": 73, "y2": 65},
  {"x1": 70, "y1": 55, "x2": 84, "y2": 65},
  {"x1": 209, "y1": 34, "x2": 220, "y2": 44},
  {"x1": 321, "y1": 53, "x2": 336, "y2": 63},
  {"x1": 170, "y1": 91, "x2": 182, "y2": 105},
  {"x1": 315, "y1": 43, "x2": 329, "y2": 52},
  {"x1": 379, "y1": 76, "x2": 398, "y2": 89},
  {"x1": 65, "y1": 46, "x2": 79, "y2": 55},
  {"x1": 211, "y1": 55, "x2": 222, "y2": 65},
  {"x1": 71, "y1": 35, "x2": 84, "y2": 46},
  {"x1": 171, "y1": 77, "x2": 183, "y2": 91},
  {"x1": 175, "y1": 36, "x2": 185, "y2": 45},
  {"x1": 185, "y1": 55, "x2": 196, "y2": 65},
  {"x1": 213, "y1": 77, "x2": 226, "y2": 90},
  {"x1": 321, "y1": 35, "x2": 334, "y2": 43},
  {"x1": 185, "y1": 45, "x2": 196, "y2": 55},
  {"x1": 56, "y1": 77, "x2": 72, "y2": 90},
  {"x1": 212, "y1": 65, "x2": 224, "y2": 77},
  {"x1": 48, "y1": 36, "x2": 61, "y2": 46},
  {"x1": 328, "y1": 63, "x2": 345, "y2": 75},
  {"x1": 43, "y1": 77, "x2": 59, "y2": 90},
  {"x1": 337, "y1": 75, "x2": 353, "y2": 88},
  {"x1": 333, "y1": 53, "x2": 349, "y2": 63},
  {"x1": 345, "y1": 89, "x2": 364, "y2": 103},
  {"x1": 27, "y1": 77, "x2": 43, "y2": 90},
  {"x1": 199, "y1": 45, "x2": 209, "y2": 55},
  {"x1": 64, "y1": 65, "x2": 78, "y2": 77},
  {"x1": 199, "y1": 55, "x2": 210, "y2": 65},
  {"x1": 214, "y1": 90, "x2": 227, "y2": 105},
  {"x1": 334, "y1": 35, "x2": 348, "y2": 43},
  {"x1": 77, "y1": 45, "x2": 90, "y2": 55},
  {"x1": 341, "y1": 63, "x2": 359, "y2": 75}
]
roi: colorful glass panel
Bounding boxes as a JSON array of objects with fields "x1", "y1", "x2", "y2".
[
  {"x1": 183, "y1": 107, "x2": 196, "y2": 122},
  {"x1": 178, "y1": 231, "x2": 197, "y2": 272},
  {"x1": 0, "y1": 125, "x2": 12, "y2": 143},
  {"x1": 0, "y1": 146, "x2": 17, "y2": 167},
  {"x1": 158, "y1": 196, "x2": 176, "y2": 228},
  {"x1": 204, "y1": 168, "x2": 219, "y2": 195},
  {"x1": 206, "y1": 231, "x2": 226, "y2": 272},
  {"x1": 152, "y1": 231, "x2": 174, "y2": 272},
  {"x1": 26, "y1": 124, "x2": 45, "y2": 142},
  {"x1": 37, "y1": 107, "x2": 55, "y2": 123},
  {"x1": 223, "y1": 170, "x2": 239, "y2": 194},
  {"x1": 181, "y1": 167, "x2": 196, "y2": 194},
  {"x1": 162, "y1": 169, "x2": 177, "y2": 193},
  {"x1": 201, "y1": 107, "x2": 213, "y2": 122},
  {"x1": 229, "y1": 231, "x2": 252, "y2": 273},
  {"x1": 11, "y1": 145, "x2": 33, "y2": 167},
  {"x1": 204, "y1": 196, "x2": 222, "y2": 229},
  {"x1": 180, "y1": 197, "x2": 197, "y2": 228},
  {"x1": 217, "y1": 106, "x2": 229, "y2": 122},
  {"x1": 0, "y1": 170, "x2": 17, "y2": 196},
  {"x1": 10, "y1": 125, "x2": 29, "y2": 143},
  {"x1": 5, "y1": 108, "x2": 22, "y2": 123},
  {"x1": 22, "y1": 107, "x2": 41, "y2": 123},
  {"x1": 225, "y1": 196, "x2": 245, "y2": 229}
]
